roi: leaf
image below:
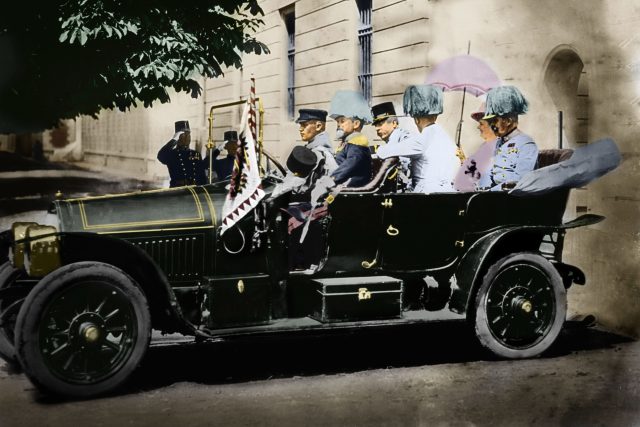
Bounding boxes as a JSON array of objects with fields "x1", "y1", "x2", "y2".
[
  {"x1": 104, "y1": 24, "x2": 113, "y2": 37},
  {"x1": 59, "y1": 31, "x2": 68, "y2": 43},
  {"x1": 80, "y1": 31, "x2": 88, "y2": 45}
]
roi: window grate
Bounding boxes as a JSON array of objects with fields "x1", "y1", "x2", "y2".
[
  {"x1": 357, "y1": 0, "x2": 372, "y2": 102},
  {"x1": 284, "y1": 10, "x2": 296, "y2": 120}
]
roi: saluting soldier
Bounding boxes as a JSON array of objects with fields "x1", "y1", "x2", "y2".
[
  {"x1": 157, "y1": 120, "x2": 207, "y2": 187},
  {"x1": 479, "y1": 85, "x2": 538, "y2": 190},
  {"x1": 375, "y1": 85, "x2": 459, "y2": 193},
  {"x1": 211, "y1": 130, "x2": 239, "y2": 181}
]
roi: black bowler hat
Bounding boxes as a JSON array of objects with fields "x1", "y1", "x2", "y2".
[
  {"x1": 295, "y1": 109, "x2": 328, "y2": 123},
  {"x1": 174, "y1": 120, "x2": 191, "y2": 132},
  {"x1": 371, "y1": 102, "x2": 397, "y2": 124},
  {"x1": 224, "y1": 130, "x2": 238, "y2": 142},
  {"x1": 286, "y1": 146, "x2": 318, "y2": 177}
]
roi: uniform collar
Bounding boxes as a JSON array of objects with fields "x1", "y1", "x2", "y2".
[{"x1": 499, "y1": 128, "x2": 521, "y2": 143}]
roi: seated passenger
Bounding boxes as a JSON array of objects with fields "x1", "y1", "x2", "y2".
[
  {"x1": 211, "y1": 130, "x2": 239, "y2": 181},
  {"x1": 375, "y1": 85, "x2": 459, "y2": 193},
  {"x1": 328, "y1": 90, "x2": 372, "y2": 187},
  {"x1": 296, "y1": 108, "x2": 338, "y2": 176},
  {"x1": 371, "y1": 101, "x2": 411, "y2": 184},
  {"x1": 478, "y1": 85, "x2": 538, "y2": 191},
  {"x1": 454, "y1": 104, "x2": 498, "y2": 191}
]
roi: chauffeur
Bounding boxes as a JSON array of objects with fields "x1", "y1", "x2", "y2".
[
  {"x1": 157, "y1": 120, "x2": 207, "y2": 187},
  {"x1": 375, "y1": 85, "x2": 459, "y2": 193},
  {"x1": 296, "y1": 108, "x2": 338, "y2": 175},
  {"x1": 479, "y1": 85, "x2": 538, "y2": 191}
]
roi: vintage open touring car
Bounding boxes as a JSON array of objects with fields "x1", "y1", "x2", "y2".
[{"x1": 0, "y1": 111, "x2": 620, "y2": 397}]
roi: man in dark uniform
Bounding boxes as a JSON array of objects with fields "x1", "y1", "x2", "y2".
[
  {"x1": 211, "y1": 130, "x2": 239, "y2": 181},
  {"x1": 157, "y1": 120, "x2": 207, "y2": 187}
]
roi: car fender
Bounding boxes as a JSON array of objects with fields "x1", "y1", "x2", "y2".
[
  {"x1": 449, "y1": 214, "x2": 603, "y2": 315},
  {"x1": 55, "y1": 232, "x2": 194, "y2": 335}
]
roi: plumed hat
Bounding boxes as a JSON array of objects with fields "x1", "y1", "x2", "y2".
[
  {"x1": 483, "y1": 85, "x2": 529, "y2": 119},
  {"x1": 286, "y1": 146, "x2": 318, "y2": 177},
  {"x1": 402, "y1": 85, "x2": 443, "y2": 117},
  {"x1": 329, "y1": 90, "x2": 373, "y2": 124}
]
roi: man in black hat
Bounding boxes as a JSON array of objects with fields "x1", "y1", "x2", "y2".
[
  {"x1": 157, "y1": 120, "x2": 207, "y2": 187},
  {"x1": 295, "y1": 108, "x2": 337, "y2": 175},
  {"x1": 211, "y1": 130, "x2": 239, "y2": 181},
  {"x1": 371, "y1": 101, "x2": 412, "y2": 182}
]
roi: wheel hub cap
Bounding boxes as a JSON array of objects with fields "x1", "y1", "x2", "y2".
[{"x1": 82, "y1": 324, "x2": 101, "y2": 343}]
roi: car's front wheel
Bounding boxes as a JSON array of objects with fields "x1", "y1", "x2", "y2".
[
  {"x1": 472, "y1": 252, "x2": 566, "y2": 359},
  {"x1": 15, "y1": 262, "x2": 151, "y2": 398}
]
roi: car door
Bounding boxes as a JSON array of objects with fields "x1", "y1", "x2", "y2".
[
  {"x1": 378, "y1": 192, "x2": 471, "y2": 271},
  {"x1": 322, "y1": 192, "x2": 386, "y2": 274}
]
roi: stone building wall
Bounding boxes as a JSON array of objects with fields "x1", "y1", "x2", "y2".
[{"x1": 75, "y1": 0, "x2": 640, "y2": 335}]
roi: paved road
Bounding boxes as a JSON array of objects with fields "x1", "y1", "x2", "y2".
[{"x1": 0, "y1": 321, "x2": 637, "y2": 427}]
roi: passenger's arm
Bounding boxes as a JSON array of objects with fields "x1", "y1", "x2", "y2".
[{"x1": 376, "y1": 134, "x2": 424, "y2": 159}]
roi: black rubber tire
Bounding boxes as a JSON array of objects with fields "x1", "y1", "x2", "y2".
[
  {"x1": 0, "y1": 261, "x2": 27, "y2": 365},
  {"x1": 15, "y1": 262, "x2": 151, "y2": 398},
  {"x1": 473, "y1": 252, "x2": 566, "y2": 359}
]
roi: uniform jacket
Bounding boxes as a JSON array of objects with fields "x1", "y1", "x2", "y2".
[
  {"x1": 157, "y1": 140, "x2": 207, "y2": 187},
  {"x1": 212, "y1": 148, "x2": 235, "y2": 181},
  {"x1": 377, "y1": 123, "x2": 459, "y2": 193},
  {"x1": 478, "y1": 129, "x2": 538, "y2": 191},
  {"x1": 331, "y1": 132, "x2": 372, "y2": 187},
  {"x1": 306, "y1": 131, "x2": 338, "y2": 174}
]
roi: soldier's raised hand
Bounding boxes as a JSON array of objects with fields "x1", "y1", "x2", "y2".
[{"x1": 172, "y1": 130, "x2": 185, "y2": 141}]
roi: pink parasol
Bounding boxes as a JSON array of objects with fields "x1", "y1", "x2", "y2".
[
  {"x1": 425, "y1": 53, "x2": 501, "y2": 149},
  {"x1": 425, "y1": 55, "x2": 501, "y2": 96}
]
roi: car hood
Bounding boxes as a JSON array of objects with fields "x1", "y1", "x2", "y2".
[{"x1": 52, "y1": 185, "x2": 230, "y2": 234}]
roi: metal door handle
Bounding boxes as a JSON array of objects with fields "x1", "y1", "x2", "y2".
[{"x1": 386, "y1": 225, "x2": 399, "y2": 236}]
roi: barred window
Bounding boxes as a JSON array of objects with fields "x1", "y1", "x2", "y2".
[
  {"x1": 284, "y1": 10, "x2": 296, "y2": 120},
  {"x1": 357, "y1": 0, "x2": 372, "y2": 102}
]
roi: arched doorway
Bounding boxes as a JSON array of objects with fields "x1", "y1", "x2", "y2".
[{"x1": 543, "y1": 48, "x2": 589, "y2": 148}]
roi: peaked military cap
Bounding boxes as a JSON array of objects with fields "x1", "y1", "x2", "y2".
[
  {"x1": 174, "y1": 120, "x2": 191, "y2": 133},
  {"x1": 296, "y1": 109, "x2": 328, "y2": 123},
  {"x1": 287, "y1": 146, "x2": 318, "y2": 177},
  {"x1": 483, "y1": 86, "x2": 529, "y2": 119},
  {"x1": 371, "y1": 102, "x2": 397, "y2": 124},
  {"x1": 224, "y1": 130, "x2": 238, "y2": 142}
]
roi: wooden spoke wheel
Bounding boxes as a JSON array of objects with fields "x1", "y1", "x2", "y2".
[
  {"x1": 15, "y1": 262, "x2": 151, "y2": 398},
  {"x1": 473, "y1": 253, "x2": 566, "y2": 359}
]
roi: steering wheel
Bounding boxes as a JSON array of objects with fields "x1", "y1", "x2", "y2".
[{"x1": 261, "y1": 150, "x2": 286, "y2": 183}]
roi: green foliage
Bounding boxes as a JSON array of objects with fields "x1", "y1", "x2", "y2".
[{"x1": 0, "y1": 0, "x2": 269, "y2": 133}]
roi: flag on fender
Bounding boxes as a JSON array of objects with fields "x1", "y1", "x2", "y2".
[{"x1": 220, "y1": 101, "x2": 266, "y2": 235}]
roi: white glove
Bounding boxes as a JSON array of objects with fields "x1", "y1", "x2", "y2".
[{"x1": 171, "y1": 131, "x2": 184, "y2": 141}]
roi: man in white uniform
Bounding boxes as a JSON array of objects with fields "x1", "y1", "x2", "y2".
[{"x1": 375, "y1": 85, "x2": 459, "y2": 193}]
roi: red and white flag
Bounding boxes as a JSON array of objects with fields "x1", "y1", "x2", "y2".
[{"x1": 219, "y1": 100, "x2": 265, "y2": 235}]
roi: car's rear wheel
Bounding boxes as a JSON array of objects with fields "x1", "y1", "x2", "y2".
[
  {"x1": 473, "y1": 252, "x2": 566, "y2": 359},
  {"x1": 15, "y1": 262, "x2": 151, "y2": 398},
  {"x1": 0, "y1": 261, "x2": 28, "y2": 365}
]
